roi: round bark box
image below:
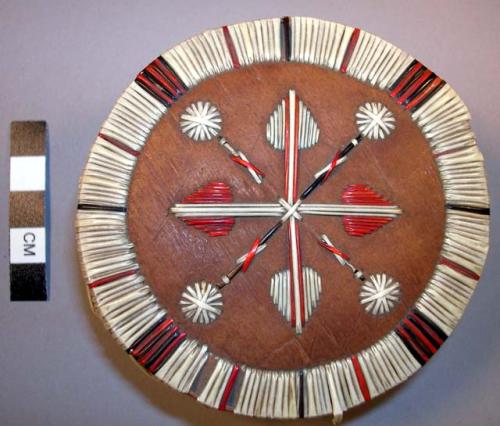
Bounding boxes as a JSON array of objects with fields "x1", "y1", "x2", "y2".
[{"x1": 76, "y1": 17, "x2": 490, "y2": 421}]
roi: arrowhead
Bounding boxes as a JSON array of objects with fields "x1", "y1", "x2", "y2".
[
  {"x1": 266, "y1": 89, "x2": 320, "y2": 151},
  {"x1": 270, "y1": 267, "x2": 322, "y2": 332},
  {"x1": 341, "y1": 184, "x2": 392, "y2": 205},
  {"x1": 180, "y1": 182, "x2": 235, "y2": 236},
  {"x1": 342, "y1": 184, "x2": 395, "y2": 236},
  {"x1": 342, "y1": 216, "x2": 393, "y2": 237}
]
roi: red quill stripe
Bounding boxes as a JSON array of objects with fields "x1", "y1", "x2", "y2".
[
  {"x1": 135, "y1": 56, "x2": 186, "y2": 107},
  {"x1": 396, "y1": 69, "x2": 433, "y2": 105},
  {"x1": 147, "y1": 332, "x2": 186, "y2": 373},
  {"x1": 242, "y1": 238, "x2": 260, "y2": 272},
  {"x1": 397, "y1": 326, "x2": 430, "y2": 363},
  {"x1": 182, "y1": 218, "x2": 234, "y2": 237},
  {"x1": 131, "y1": 318, "x2": 174, "y2": 358},
  {"x1": 222, "y1": 26, "x2": 241, "y2": 69},
  {"x1": 293, "y1": 94, "x2": 300, "y2": 200},
  {"x1": 342, "y1": 185, "x2": 394, "y2": 236},
  {"x1": 343, "y1": 217, "x2": 392, "y2": 236},
  {"x1": 283, "y1": 95, "x2": 290, "y2": 196},
  {"x1": 318, "y1": 240, "x2": 350, "y2": 260},
  {"x1": 144, "y1": 64, "x2": 178, "y2": 98},
  {"x1": 433, "y1": 145, "x2": 468, "y2": 159},
  {"x1": 403, "y1": 318, "x2": 438, "y2": 355},
  {"x1": 135, "y1": 73, "x2": 174, "y2": 106},
  {"x1": 88, "y1": 269, "x2": 138, "y2": 288},
  {"x1": 288, "y1": 228, "x2": 296, "y2": 328},
  {"x1": 230, "y1": 156, "x2": 265, "y2": 177},
  {"x1": 405, "y1": 76, "x2": 443, "y2": 110},
  {"x1": 342, "y1": 184, "x2": 391, "y2": 205},
  {"x1": 295, "y1": 221, "x2": 306, "y2": 326},
  {"x1": 98, "y1": 132, "x2": 140, "y2": 157},
  {"x1": 343, "y1": 216, "x2": 392, "y2": 236},
  {"x1": 151, "y1": 58, "x2": 186, "y2": 94},
  {"x1": 181, "y1": 182, "x2": 235, "y2": 236},
  {"x1": 322, "y1": 150, "x2": 340, "y2": 183},
  {"x1": 439, "y1": 257, "x2": 480, "y2": 281},
  {"x1": 351, "y1": 356, "x2": 371, "y2": 401},
  {"x1": 219, "y1": 364, "x2": 240, "y2": 411},
  {"x1": 408, "y1": 311, "x2": 444, "y2": 347},
  {"x1": 137, "y1": 325, "x2": 179, "y2": 366},
  {"x1": 389, "y1": 62, "x2": 424, "y2": 98},
  {"x1": 340, "y1": 28, "x2": 361, "y2": 73}
]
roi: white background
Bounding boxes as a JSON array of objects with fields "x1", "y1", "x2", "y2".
[
  {"x1": 10, "y1": 228, "x2": 46, "y2": 264},
  {"x1": 10, "y1": 156, "x2": 46, "y2": 191},
  {"x1": 0, "y1": 1, "x2": 499, "y2": 425}
]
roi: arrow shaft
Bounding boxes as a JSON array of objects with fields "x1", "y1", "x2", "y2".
[
  {"x1": 218, "y1": 136, "x2": 264, "y2": 184},
  {"x1": 171, "y1": 203, "x2": 401, "y2": 217},
  {"x1": 319, "y1": 234, "x2": 365, "y2": 282},
  {"x1": 284, "y1": 91, "x2": 304, "y2": 332},
  {"x1": 299, "y1": 204, "x2": 401, "y2": 216}
]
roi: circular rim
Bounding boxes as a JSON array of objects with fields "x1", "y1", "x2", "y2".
[{"x1": 76, "y1": 16, "x2": 490, "y2": 420}]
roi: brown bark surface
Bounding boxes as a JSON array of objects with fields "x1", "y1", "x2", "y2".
[{"x1": 128, "y1": 62, "x2": 445, "y2": 370}]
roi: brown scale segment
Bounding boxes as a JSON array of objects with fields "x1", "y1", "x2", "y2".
[
  {"x1": 9, "y1": 192, "x2": 45, "y2": 227},
  {"x1": 10, "y1": 121, "x2": 47, "y2": 156},
  {"x1": 127, "y1": 62, "x2": 446, "y2": 371}
]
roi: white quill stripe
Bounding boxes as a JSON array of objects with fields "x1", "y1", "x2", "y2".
[
  {"x1": 171, "y1": 203, "x2": 402, "y2": 217},
  {"x1": 226, "y1": 19, "x2": 281, "y2": 66},
  {"x1": 197, "y1": 358, "x2": 234, "y2": 408}
]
